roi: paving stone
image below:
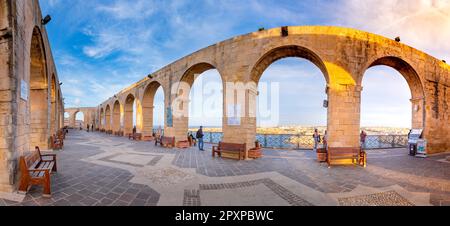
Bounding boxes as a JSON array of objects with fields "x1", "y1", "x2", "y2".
[{"x1": 3, "y1": 130, "x2": 448, "y2": 206}]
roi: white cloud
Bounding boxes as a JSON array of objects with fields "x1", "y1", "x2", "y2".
[
  {"x1": 331, "y1": 0, "x2": 450, "y2": 61},
  {"x1": 96, "y1": 0, "x2": 157, "y2": 20}
]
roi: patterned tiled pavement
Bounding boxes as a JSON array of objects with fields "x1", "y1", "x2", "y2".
[{"x1": 0, "y1": 130, "x2": 449, "y2": 206}]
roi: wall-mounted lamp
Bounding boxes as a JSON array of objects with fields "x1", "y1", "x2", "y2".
[
  {"x1": 148, "y1": 74, "x2": 154, "y2": 79},
  {"x1": 443, "y1": 60, "x2": 447, "y2": 64},
  {"x1": 258, "y1": 27, "x2": 265, "y2": 32},
  {"x1": 281, "y1": 26, "x2": 289, "y2": 37},
  {"x1": 323, "y1": 100, "x2": 329, "y2": 108},
  {"x1": 395, "y1": 37, "x2": 401, "y2": 42},
  {"x1": 42, "y1": 15, "x2": 52, "y2": 25},
  {"x1": 59, "y1": 82, "x2": 63, "y2": 86},
  {"x1": 114, "y1": 95, "x2": 117, "y2": 98}
]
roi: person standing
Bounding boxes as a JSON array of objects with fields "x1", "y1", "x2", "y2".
[
  {"x1": 91, "y1": 124, "x2": 94, "y2": 132},
  {"x1": 323, "y1": 130, "x2": 328, "y2": 150},
  {"x1": 313, "y1": 129, "x2": 321, "y2": 151},
  {"x1": 196, "y1": 126, "x2": 205, "y2": 151},
  {"x1": 132, "y1": 126, "x2": 137, "y2": 135},
  {"x1": 86, "y1": 124, "x2": 90, "y2": 132},
  {"x1": 360, "y1": 130, "x2": 367, "y2": 149}
]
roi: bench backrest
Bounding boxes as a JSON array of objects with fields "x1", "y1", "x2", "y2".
[
  {"x1": 219, "y1": 142, "x2": 246, "y2": 152},
  {"x1": 328, "y1": 147, "x2": 360, "y2": 155},
  {"x1": 21, "y1": 147, "x2": 42, "y2": 169}
]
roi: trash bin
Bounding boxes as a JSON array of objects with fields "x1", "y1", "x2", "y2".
[{"x1": 409, "y1": 143, "x2": 417, "y2": 156}]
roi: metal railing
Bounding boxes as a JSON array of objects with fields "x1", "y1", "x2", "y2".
[{"x1": 202, "y1": 132, "x2": 408, "y2": 150}]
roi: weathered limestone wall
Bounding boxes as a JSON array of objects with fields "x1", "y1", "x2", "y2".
[
  {"x1": 0, "y1": 0, "x2": 64, "y2": 192},
  {"x1": 95, "y1": 26, "x2": 449, "y2": 155}
]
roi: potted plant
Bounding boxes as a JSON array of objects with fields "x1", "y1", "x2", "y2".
[{"x1": 316, "y1": 148, "x2": 327, "y2": 162}]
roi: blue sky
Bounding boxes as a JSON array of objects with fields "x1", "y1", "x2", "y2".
[{"x1": 41, "y1": 0, "x2": 450, "y2": 128}]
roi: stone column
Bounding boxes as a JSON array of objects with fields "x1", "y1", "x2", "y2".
[
  {"x1": 69, "y1": 112, "x2": 76, "y2": 128},
  {"x1": 124, "y1": 107, "x2": 133, "y2": 135},
  {"x1": 135, "y1": 100, "x2": 144, "y2": 134},
  {"x1": 327, "y1": 84, "x2": 361, "y2": 148},
  {"x1": 166, "y1": 82, "x2": 189, "y2": 143},
  {"x1": 222, "y1": 81, "x2": 258, "y2": 157},
  {"x1": 411, "y1": 97, "x2": 425, "y2": 130},
  {"x1": 141, "y1": 106, "x2": 154, "y2": 136}
]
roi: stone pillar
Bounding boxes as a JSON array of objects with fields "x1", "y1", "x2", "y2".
[
  {"x1": 222, "y1": 81, "x2": 258, "y2": 156},
  {"x1": 141, "y1": 106, "x2": 154, "y2": 136},
  {"x1": 50, "y1": 101, "x2": 56, "y2": 134},
  {"x1": 69, "y1": 113, "x2": 76, "y2": 128},
  {"x1": 0, "y1": 73, "x2": 14, "y2": 192},
  {"x1": 327, "y1": 84, "x2": 361, "y2": 148},
  {"x1": 135, "y1": 100, "x2": 144, "y2": 134},
  {"x1": 422, "y1": 81, "x2": 449, "y2": 154},
  {"x1": 105, "y1": 113, "x2": 111, "y2": 131},
  {"x1": 168, "y1": 84, "x2": 190, "y2": 143},
  {"x1": 29, "y1": 88, "x2": 49, "y2": 150},
  {"x1": 112, "y1": 108, "x2": 121, "y2": 132},
  {"x1": 411, "y1": 97, "x2": 425, "y2": 130},
  {"x1": 124, "y1": 107, "x2": 133, "y2": 135}
]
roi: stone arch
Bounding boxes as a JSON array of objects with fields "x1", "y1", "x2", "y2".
[
  {"x1": 105, "y1": 105, "x2": 111, "y2": 131},
  {"x1": 124, "y1": 94, "x2": 135, "y2": 135},
  {"x1": 360, "y1": 56, "x2": 426, "y2": 129},
  {"x1": 29, "y1": 26, "x2": 49, "y2": 149},
  {"x1": 141, "y1": 81, "x2": 165, "y2": 136},
  {"x1": 112, "y1": 100, "x2": 122, "y2": 132},
  {"x1": 250, "y1": 45, "x2": 330, "y2": 84},
  {"x1": 172, "y1": 62, "x2": 224, "y2": 142},
  {"x1": 74, "y1": 111, "x2": 85, "y2": 128}
]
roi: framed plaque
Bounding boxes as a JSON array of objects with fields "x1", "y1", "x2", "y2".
[{"x1": 20, "y1": 80, "x2": 29, "y2": 101}]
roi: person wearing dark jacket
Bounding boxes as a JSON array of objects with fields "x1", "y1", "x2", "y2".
[{"x1": 196, "y1": 126, "x2": 204, "y2": 151}]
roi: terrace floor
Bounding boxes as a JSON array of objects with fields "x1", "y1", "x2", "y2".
[{"x1": 1, "y1": 130, "x2": 449, "y2": 206}]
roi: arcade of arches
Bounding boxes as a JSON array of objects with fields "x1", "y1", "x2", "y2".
[
  {"x1": 0, "y1": 1, "x2": 64, "y2": 192},
  {"x1": 0, "y1": 1, "x2": 449, "y2": 195},
  {"x1": 95, "y1": 27, "x2": 449, "y2": 158}
]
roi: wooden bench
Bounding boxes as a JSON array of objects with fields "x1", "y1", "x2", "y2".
[
  {"x1": 128, "y1": 133, "x2": 142, "y2": 141},
  {"x1": 212, "y1": 142, "x2": 246, "y2": 160},
  {"x1": 155, "y1": 136, "x2": 175, "y2": 148},
  {"x1": 327, "y1": 147, "x2": 363, "y2": 167},
  {"x1": 18, "y1": 147, "x2": 57, "y2": 197},
  {"x1": 248, "y1": 142, "x2": 263, "y2": 159},
  {"x1": 50, "y1": 134, "x2": 63, "y2": 150}
]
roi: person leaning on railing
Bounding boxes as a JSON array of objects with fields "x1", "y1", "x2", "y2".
[{"x1": 360, "y1": 130, "x2": 367, "y2": 149}]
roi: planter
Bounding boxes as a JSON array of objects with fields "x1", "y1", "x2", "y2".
[{"x1": 316, "y1": 148, "x2": 327, "y2": 162}]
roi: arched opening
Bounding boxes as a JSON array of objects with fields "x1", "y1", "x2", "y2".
[
  {"x1": 75, "y1": 112, "x2": 85, "y2": 129},
  {"x1": 50, "y1": 75, "x2": 57, "y2": 134},
  {"x1": 250, "y1": 45, "x2": 329, "y2": 149},
  {"x1": 124, "y1": 94, "x2": 135, "y2": 135},
  {"x1": 105, "y1": 105, "x2": 111, "y2": 131},
  {"x1": 360, "y1": 56, "x2": 425, "y2": 149},
  {"x1": 29, "y1": 27, "x2": 49, "y2": 149},
  {"x1": 178, "y1": 63, "x2": 224, "y2": 142},
  {"x1": 112, "y1": 100, "x2": 121, "y2": 132},
  {"x1": 64, "y1": 112, "x2": 70, "y2": 127},
  {"x1": 142, "y1": 82, "x2": 165, "y2": 136}
]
